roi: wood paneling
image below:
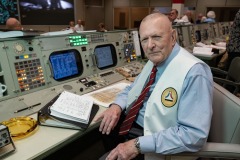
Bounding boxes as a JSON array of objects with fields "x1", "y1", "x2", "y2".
[
  {"x1": 130, "y1": 0, "x2": 149, "y2": 7},
  {"x1": 150, "y1": 0, "x2": 172, "y2": 7}
]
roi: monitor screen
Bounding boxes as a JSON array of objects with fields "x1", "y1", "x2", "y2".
[
  {"x1": 49, "y1": 49, "x2": 83, "y2": 81},
  {"x1": 203, "y1": 29, "x2": 209, "y2": 40},
  {"x1": 94, "y1": 44, "x2": 117, "y2": 70},
  {"x1": 0, "y1": 0, "x2": 19, "y2": 25},
  {"x1": 19, "y1": 0, "x2": 74, "y2": 25},
  {"x1": 195, "y1": 30, "x2": 201, "y2": 42}
]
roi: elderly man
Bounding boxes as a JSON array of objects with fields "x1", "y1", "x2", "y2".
[{"x1": 96, "y1": 12, "x2": 213, "y2": 160}]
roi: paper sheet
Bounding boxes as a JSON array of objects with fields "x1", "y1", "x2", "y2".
[
  {"x1": 82, "y1": 82, "x2": 130, "y2": 107},
  {"x1": 50, "y1": 91, "x2": 93, "y2": 123}
]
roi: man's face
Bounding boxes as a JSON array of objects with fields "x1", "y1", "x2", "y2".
[
  {"x1": 139, "y1": 16, "x2": 176, "y2": 65},
  {"x1": 77, "y1": 20, "x2": 82, "y2": 25},
  {"x1": 69, "y1": 21, "x2": 74, "y2": 27},
  {"x1": 198, "y1": 14, "x2": 203, "y2": 20},
  {"x1": 169, "y1": 10, "x2": 178, "y2": 21}
]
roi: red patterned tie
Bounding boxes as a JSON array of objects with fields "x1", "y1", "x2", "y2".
[{"x1": 119, "y1": 66, "x2": 157, "y2": 135}]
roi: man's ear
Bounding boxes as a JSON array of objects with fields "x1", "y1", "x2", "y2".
[{"x1": 171, "y1": 29, "x2": 177, "y2": 44}]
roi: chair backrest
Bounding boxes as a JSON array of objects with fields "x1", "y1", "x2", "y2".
[
  {"x1": 228, "y1": 57, "x2": 240, "y2": 82},
  {"x1": 208, "y1": 82, "x2": 240, "y2": 143}
]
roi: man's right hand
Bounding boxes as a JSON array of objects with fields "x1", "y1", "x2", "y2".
[{"x1": 94, "y1": 104, "x2": 122, "y2": 135}]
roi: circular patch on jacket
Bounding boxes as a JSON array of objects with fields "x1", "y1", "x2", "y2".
[{"x1": 161, "y1": 87, "x2": 178, "y2": 107}]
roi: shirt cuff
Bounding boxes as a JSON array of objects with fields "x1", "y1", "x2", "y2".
[
  {"x1": 113, "y1": 100, "x2": 126, "y2": 110},
  {"x1": 139, "y1": 135, "x2": 155, "y2": 153}
]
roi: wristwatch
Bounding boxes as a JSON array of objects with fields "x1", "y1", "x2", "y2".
[{"x1": 134, "y1": 138, "x2": 141, "y2": 154}]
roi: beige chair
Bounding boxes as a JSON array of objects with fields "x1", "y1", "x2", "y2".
[{"x1": 157, "y1": 82, "x2": 240, "y2": 159}]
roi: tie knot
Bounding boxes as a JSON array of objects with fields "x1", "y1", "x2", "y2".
[
  {"x1": 152, "y1": 66, "x2": 157, "y2": 73},
  {"x1": 150, "y1": 66, "x2": 157, "y2": 79}
]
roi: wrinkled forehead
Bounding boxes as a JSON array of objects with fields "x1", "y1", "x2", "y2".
[
  {"x1": 139, "y1": 16, "x2": 171, "y2": 36},
  {"x1": 141, "y1": 14, "x2": 171, "y2": 26}
]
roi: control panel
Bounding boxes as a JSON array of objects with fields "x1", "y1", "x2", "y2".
[
  {"x1": 174, "y1": 22, "x2": 231, "y2": 51},
  {"x1": 0, "y1": 30, "x2": 144, "y2": 122},
  {"x1": 218, "y1": 22, "x2": 232, "y2": 40}
]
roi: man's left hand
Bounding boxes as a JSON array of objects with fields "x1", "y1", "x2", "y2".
[{"x1": 106, "y1": 139, "x2": 139, "y2": 160}]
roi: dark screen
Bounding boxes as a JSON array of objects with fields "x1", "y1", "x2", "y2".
[
  {"x1": 49, "y1": 49, "x2": 82, "y2": 80},
  {"x1": 94, "y1": 44, "x2": 117, "y2": 70},
  {"x1": 19, "y1": 0, "x2": 74, "y2": 25}
]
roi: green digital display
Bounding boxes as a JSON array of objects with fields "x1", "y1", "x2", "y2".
[{"x1": 69, "y1": 35, "x2": 88, "y2": 46}]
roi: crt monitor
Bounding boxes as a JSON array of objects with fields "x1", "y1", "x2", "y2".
[
  {"x1": 94, "y1": 44, "x2": 117, "y2": 70},
  {"x1": 49, "y1": 49, "x2": 83, "y2": 81}
]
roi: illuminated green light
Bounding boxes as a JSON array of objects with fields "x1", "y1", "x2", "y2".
[{"x1": 69, "y1": 38, "x2": 89, "y2": 46}]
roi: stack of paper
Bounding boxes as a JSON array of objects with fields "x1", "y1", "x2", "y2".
[
  {"x1": 208, "y1": 44, "x2": 226, "y2": 50},
  {"x1": 195, "y1": 42, "x2": 226, "y2": 50},
  {"x1": 193, "y1": 47, "x2": 213, "y2": 57}
]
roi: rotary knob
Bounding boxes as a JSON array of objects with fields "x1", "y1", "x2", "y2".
[{"x1": 14, "y1": 43, "x2": 25, "y2": 54}]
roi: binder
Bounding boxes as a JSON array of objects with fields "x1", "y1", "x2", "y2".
[{"x1": 37, "y1": 94, "x2": 99, "y2": 130}]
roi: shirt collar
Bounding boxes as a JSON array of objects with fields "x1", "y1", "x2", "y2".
[{"x1": 156, "y1": 43, "x2": 180, "y2": 72}]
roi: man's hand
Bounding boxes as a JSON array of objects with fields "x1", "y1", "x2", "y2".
[
  {"x1": 94, "y1": 104, "x2": 122, "y2": 135},
  {"x1": 106, "y1": 139, "x2": 139, "y2": 160}
]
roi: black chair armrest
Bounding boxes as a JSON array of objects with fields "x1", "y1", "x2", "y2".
[
  {"x1": 213, "y1": 77, "x2": 238, "y2": 86},
  {"x1": 211, "y1": 67, "x2": 228, "y2": 76},
  {"x1": 213, "y1": 77, "x2": 240, "y2": 94}
]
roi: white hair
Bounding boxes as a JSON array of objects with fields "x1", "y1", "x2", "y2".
[{"x1": 207, "y1": 11, "x2": 216, "y2": 19}]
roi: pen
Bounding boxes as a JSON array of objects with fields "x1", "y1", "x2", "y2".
[{"x1": 14, "y1": 103, "x2": 41, "y2": 113}]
